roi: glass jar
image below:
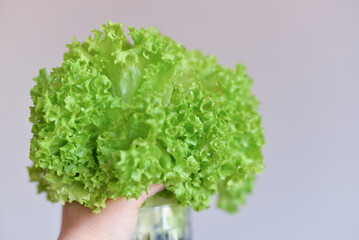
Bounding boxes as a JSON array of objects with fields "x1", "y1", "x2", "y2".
[{"x1": 132, "y1": 197, "x2": 192, "y2": 240}]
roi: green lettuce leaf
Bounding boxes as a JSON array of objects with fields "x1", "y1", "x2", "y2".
[{"x1": 29, "y1": 21, "x2": 265, "y2": 213}]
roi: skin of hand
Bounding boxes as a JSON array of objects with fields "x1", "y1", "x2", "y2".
[{"x1": 58, "y1": 184, "x2": 165, "y2": 240}]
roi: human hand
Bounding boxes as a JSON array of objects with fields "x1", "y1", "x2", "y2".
[{"x1": 58, "y1": 184, "x2": 165, "y2": 240}]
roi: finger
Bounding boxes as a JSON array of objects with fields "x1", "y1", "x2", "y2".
[
  {"x1": 132, "y1": 183, "x2": 166, "y2": 207},
  {"x1": 147, "y1": 183, "x2": 166, "y2": 198}
]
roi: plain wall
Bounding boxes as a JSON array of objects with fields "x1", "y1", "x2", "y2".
[{"x1": 0, "y1": 0, "x2": 358, "y2": 239}]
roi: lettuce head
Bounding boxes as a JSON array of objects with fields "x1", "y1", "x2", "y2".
[{"x1": 29, "y1": 21, "x2": 265, "y2": 213}]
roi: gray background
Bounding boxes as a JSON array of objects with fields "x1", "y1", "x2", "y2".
[{"x1": 0, "y1": 0, "x2": 358, "y2": 239}]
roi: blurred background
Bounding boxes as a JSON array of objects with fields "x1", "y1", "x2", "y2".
[{"x1": 0, "y1": 0, "x2": 358, "y2": 239}]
